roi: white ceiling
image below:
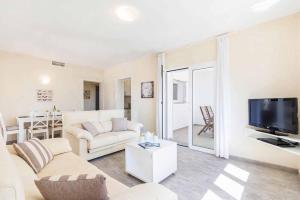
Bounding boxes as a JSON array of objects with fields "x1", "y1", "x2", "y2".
[{"x1": 0, "y1": 0, "x2": 300, "y2": 68}]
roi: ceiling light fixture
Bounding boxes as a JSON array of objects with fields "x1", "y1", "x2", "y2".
[
  {"x1": 115, "y1": 6, "x2": 139, "y2": 22},
  {"x1": 40, "y1": 75, "x2": 51, "y2": 85},
  {"x1": 251, "y1": 0, "x2": 280, "y2": 12}
]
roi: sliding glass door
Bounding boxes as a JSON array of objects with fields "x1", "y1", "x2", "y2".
[
  {"x1": 164, "y1": 64, "x2": 216, "y2": 154},
  {"x1": 165, "y1": 69, "x2": 189, "y2": 146},
  {"x1": 189, "y1": 66, "x2": 216, "y2": 153}
]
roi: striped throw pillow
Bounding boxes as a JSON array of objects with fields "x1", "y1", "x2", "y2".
[
  {"x1": 13, "y1": 138, "x2": 53, "y2": 173},
  {"x1": 35, "y1": 174, "x2": 109, "y2": 200}
]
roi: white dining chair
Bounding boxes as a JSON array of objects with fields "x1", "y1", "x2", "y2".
[
  {"x1": 28, "y1": 111, "x2": 49, "y2": 140},
  {"x1": 0, "y1": 112, "x2": 19, "y2": 143},
  {"x1": 49, "y1": 111, "x2": 63, "y2": 138}
]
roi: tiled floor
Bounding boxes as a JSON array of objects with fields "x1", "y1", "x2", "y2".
[
  {"x1": 91, "y1": 146, "x2": 300, "y2": 200},
  {"x1": 172, "y1": 125, "x2": 214, "y2": 149}
]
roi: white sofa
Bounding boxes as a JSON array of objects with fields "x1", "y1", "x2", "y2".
[
  {"x1": 63, "y1": 110, "x2": 142, "y2": 160},
  {"x1": 0, "y1": 135, "x2": 177, "y2": 200}
]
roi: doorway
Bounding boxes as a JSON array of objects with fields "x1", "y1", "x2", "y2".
[
  {"x1": 83, "y1": 81, "x2": 101, "y2": 111},
  {"x1": 116, "y1": 78, "x2": 131, "y2": 120}
]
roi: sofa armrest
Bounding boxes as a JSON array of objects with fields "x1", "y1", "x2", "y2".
[
  {"x1": 40, "y1": 138, "x2": 72, "y2": 156},
  {"x1": 63, "y1": 132, "x2": 89, "y2": 159},
  {"x1": 64, "y1": 127, "x2": 93, "y2": 141},
  {"x1": 110, "y1": 183, "x2": 177, "y2": 200},
  {"x1": 127, "y1": 121, "x2": 143, "y2": 135}
]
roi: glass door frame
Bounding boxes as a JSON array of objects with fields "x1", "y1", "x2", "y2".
[{"x1": 188, "y1": 63, "x2": 216, "y2": 154}]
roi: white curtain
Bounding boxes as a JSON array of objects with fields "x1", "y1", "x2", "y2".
[
  {"x1": 166, "y1": 72, "x2": 174, "y2": 139},
  {"x1": 215, "y1": 35, "x2": 230, "y2": 159}
]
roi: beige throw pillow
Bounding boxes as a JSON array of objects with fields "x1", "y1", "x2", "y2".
[
  {"x1": 35, "y1": 174, "x2": 109, "y2": 200},
  {"x1": 13, "y1": 138, "x2": 54, "y2": 173},
  {"x1": 82, "y1": 121, "x2": 104, "y2": 136},
  {"x1": 112, "y1": 118, "x2": 128, "y2": 132}
]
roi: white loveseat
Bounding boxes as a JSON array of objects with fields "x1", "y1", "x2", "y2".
[
  {"x1": 0, "y1": 135, "x2": 178, "y2": 200},
  {"x1": 63, "y1": 110, "x2": 142, "y2": 160}
]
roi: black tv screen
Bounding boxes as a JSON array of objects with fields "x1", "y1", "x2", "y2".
[{"x1": 248, "y1": 98, "x2": 298, "y2": 134}]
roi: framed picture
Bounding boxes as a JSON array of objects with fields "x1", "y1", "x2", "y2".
[
  {"x1": 84, "y1": 90, "x2": 91, "y2": 99},
  {"x1": 141, "y1": 81, "x2": 154, "y2": 98},
  {"x1": 37, "y1": 90, "x2": 53, "y2": 102}
]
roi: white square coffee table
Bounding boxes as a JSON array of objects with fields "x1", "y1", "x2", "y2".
[{"x1": 125, "y1": 140, "x2": 177, "y2": 183}]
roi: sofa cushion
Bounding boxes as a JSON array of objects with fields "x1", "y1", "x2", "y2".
[
  {"x1": 37, "y1": 152, "x2": 128, "y2": 197},
  {"x1": 10, "y1": 154, "x2": 37, "y2": 179},
  {"x1": 38, "y1": 152, "x2": 98, "y2": 177},
  {"x1": 112, "y1": 118, "x2": 128, "y2": 132},
  {"x1": 63, "y1": 111, "x2": 99, "y2": 128},
  {"x1": 35, "y1": 174, "x2": 109, "y2": 200},
  {"x1": 94, "y1": 122, "x2": 107, "y2": 134},
  {"x1": 98, "y1": 110, "x2": 124, "y2": 122},
  {"x1": 100, "y1": 121, "x2": 113, "y2": 132},
  {"x1": 40, "y1": 138, "x2": 72, "y2": 156},
  {"x1": 13, "y1": 138, "x2": 54, "y2": 173},
  {"x1": 88, "y1": 131, "x2": 137, "y2": 150},
  {"x1": 88, "y1": 132, "x2": 119, "y2": 150},
  {"x1": 110, "y1": 131, "x2": 138, "y2": 142}
]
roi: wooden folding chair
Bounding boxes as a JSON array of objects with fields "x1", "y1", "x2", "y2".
[{"x1": 198, "y1": 106, "x2": 214, "y2": 135}]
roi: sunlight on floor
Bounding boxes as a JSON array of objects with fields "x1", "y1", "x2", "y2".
[
  {"x1": 201, "y1": 190, "x2": 223, "y2": 200},
  {"x1": 214, "y1": 174, "x2": 245, "y2": 200},
  {"x1": 224, "y1": 163, "x2": 250, "y2": 182}
]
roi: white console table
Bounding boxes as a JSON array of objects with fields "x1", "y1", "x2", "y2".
[{"x1": 248, "y1": 129, "x2": 300, "y2": 156}]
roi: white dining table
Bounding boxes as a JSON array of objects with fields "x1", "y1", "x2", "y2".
[{"x1": 17, "y1": 115, "x2": 62, "y2": 143}]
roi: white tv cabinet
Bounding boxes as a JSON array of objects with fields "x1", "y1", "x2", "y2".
[{"x1": 248, "y1": 128, "x2": 300, "y2": 156}]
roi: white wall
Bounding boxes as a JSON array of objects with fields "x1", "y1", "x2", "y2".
[
  {"x1": 165, "y1": 38, "x2": 217, "y2": 68},
  {"x1": 228, "y1": 13, "x2": 300, "y2": 169},
  {"x1": 0, "y1": 51, "x2": 103, "y2": 126},
  {"x1": 170, "y1": 70, "x2": 189, "y2": 130},
  {"x1": 165, "y1": 13, "x2": 300, "y2": 169},
  {"x1": 102, "y1": 54, "x2": 157, "y2": 132},
  {"x1": 192, "y1": 67, "x2": 215, "y2": 125}
]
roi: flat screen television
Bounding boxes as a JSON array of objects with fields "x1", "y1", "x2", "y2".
[{"x1": 248, "y1": 98, "x2": 298, "y2": 135}]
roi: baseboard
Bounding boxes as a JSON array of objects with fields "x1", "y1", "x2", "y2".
[{"x1": 230, "y1": 155, "x2": 298, "y2": 174}]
